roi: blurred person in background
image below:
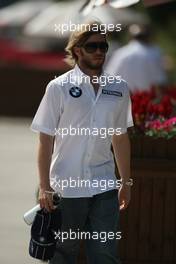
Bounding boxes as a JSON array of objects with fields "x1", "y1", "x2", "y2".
[{"x1": 105, "y1": 24, "x2": 167, "y2": 95}]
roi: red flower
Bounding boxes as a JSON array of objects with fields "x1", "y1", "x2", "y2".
[{"x1": 131, "y1": 87, "x2": 174, "y2": 133}]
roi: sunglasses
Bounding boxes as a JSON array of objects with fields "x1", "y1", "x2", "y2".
[{"x1": 81, "y1": 41, "x2": 109, "y2": 53}]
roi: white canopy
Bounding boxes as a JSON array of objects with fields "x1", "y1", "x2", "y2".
[
  {"x1": 23, "y1": 0, "x2": 148, "y2": 39},
  {"x1": 0, "y1": 0, "x2": 51, "y2": 27}
]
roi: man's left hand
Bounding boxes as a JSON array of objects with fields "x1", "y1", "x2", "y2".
[{"x1": 118, "y1": 184, "x2": 131, "y2": 210}]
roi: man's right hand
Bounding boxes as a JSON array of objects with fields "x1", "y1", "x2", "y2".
[{"x1": 38, "y1": 188, "x2": 55, "y2": 212}]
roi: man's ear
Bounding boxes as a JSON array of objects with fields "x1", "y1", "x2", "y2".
[{"x1": 73, "y1": 46, "x2": 81, "y2": 58}]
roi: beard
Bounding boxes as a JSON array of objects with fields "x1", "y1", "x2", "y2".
[{"x1": 80, "y1": 55, "x2": 105, "y2": 70}]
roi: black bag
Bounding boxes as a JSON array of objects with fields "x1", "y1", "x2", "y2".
[{"x1": 29, "y1": 195, "x2": 62, "y2": 261}]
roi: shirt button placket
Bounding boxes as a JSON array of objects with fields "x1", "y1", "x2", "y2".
[{"x1": 83, "y1": 108, "x2": 96, "y2": 181}]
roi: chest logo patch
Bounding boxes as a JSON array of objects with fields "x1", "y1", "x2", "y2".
[
  {"x1": 102, "y1": 89, "x2": 122, "y2": 97},
  {"x1": 69, "y1": 87, "x2": 82, "y2": 98}
]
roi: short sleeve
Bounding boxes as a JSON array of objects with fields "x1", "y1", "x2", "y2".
[
  {"x1": 30, "y1": 80, "x2": 62, "y2": 136},
  {"x1": 115, "y1": 83, "x2": 134, "y2": 135}
]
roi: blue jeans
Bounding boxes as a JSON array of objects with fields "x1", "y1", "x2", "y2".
[{"x1": 49, "y1": 189, "x2": 121, "y2": 264}]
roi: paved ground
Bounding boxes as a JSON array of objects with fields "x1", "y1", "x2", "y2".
[{"x1": 0, "y1": 117, "x2": 40, "y2": 264}]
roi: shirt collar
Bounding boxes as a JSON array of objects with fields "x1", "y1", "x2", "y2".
[{"x1": 72, "y1": 64, "x2": 108, "y2": 86}]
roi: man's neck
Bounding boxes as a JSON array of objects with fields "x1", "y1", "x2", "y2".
[
  {"x1": 77, "y1": 64, "x2": 102, "y2": 79},
  {"x1": 77, "y1": 63, "x2": 103, "y2": 92}
]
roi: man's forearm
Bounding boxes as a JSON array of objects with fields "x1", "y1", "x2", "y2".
[
  {"x1": 38, "y1": 133, "x2": 54, "y2": 190},
  {"x1": 112, "y1": 133, "x2": 131, "y2": 183}
]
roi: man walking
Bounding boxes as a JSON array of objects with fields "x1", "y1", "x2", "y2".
[{"x1": 31, "y1": 21, "x2": 134, "y2": 264}]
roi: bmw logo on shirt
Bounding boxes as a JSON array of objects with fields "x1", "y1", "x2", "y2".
[{"x1": 69, "y1": 87, "x2": 82, "y2": 98}]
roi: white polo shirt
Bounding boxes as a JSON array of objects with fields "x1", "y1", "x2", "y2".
[{"x1": 31, "y1": 64, "x2": 134, "y2": 197}]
